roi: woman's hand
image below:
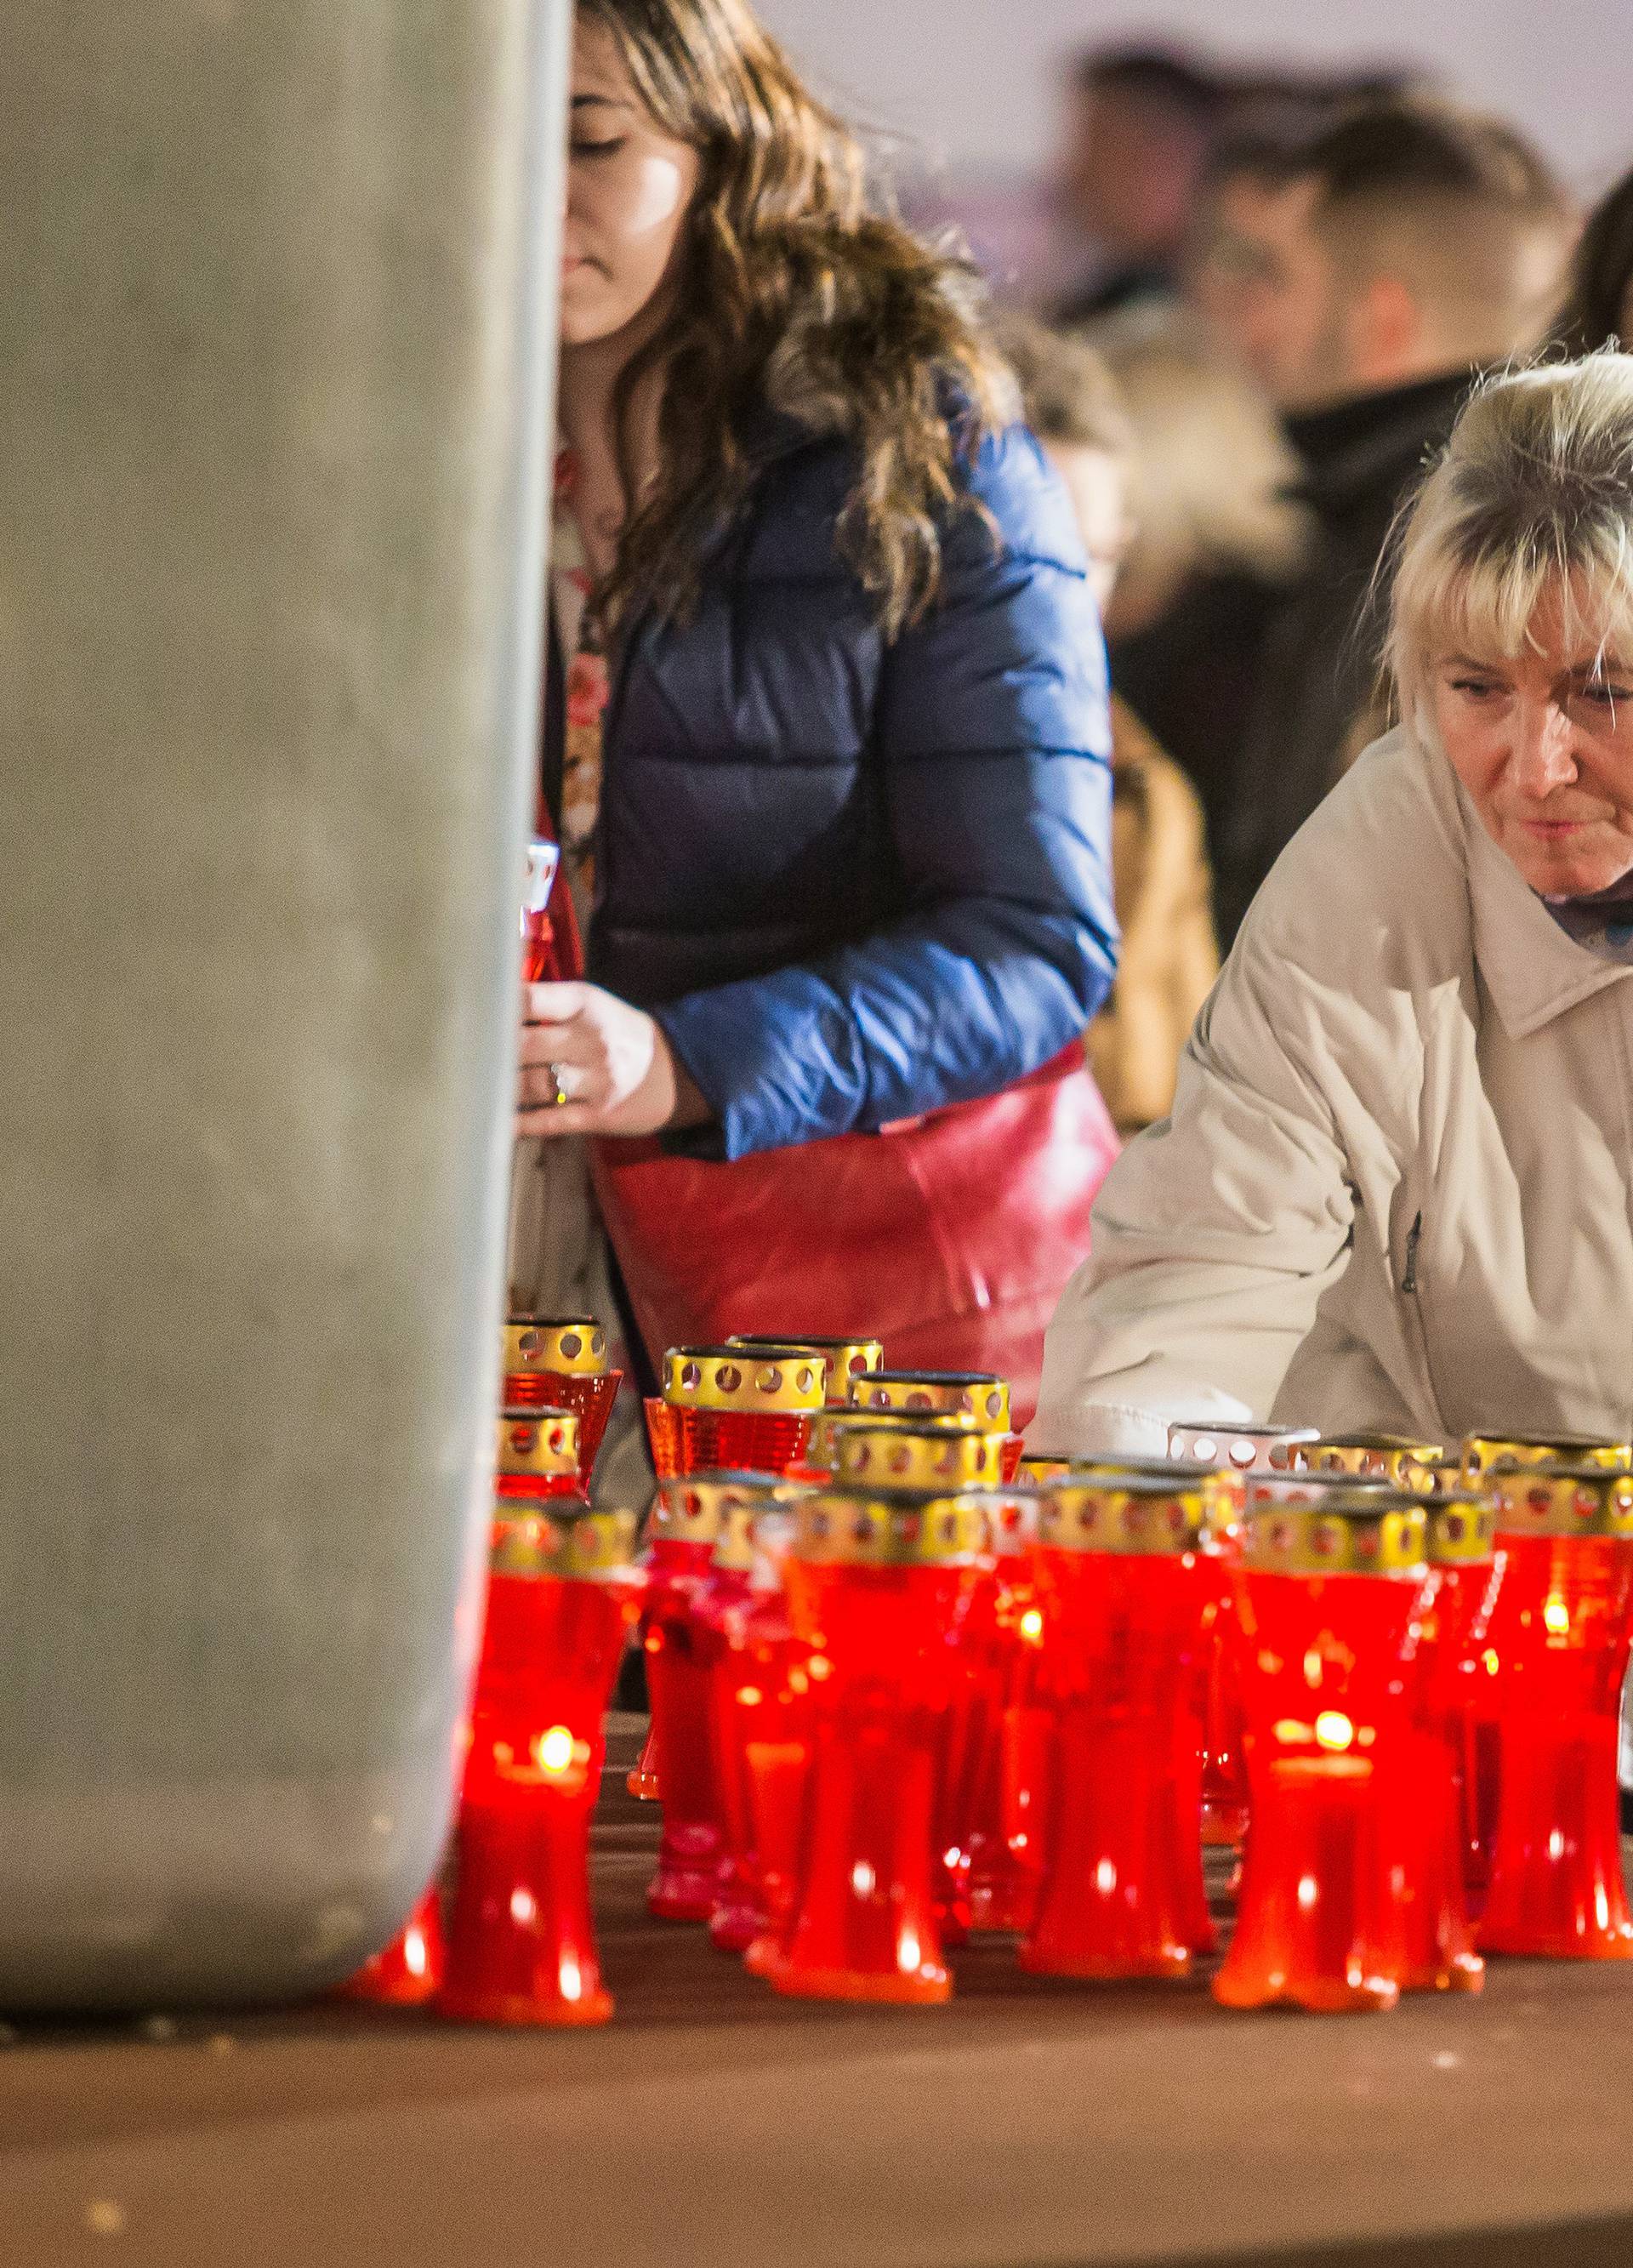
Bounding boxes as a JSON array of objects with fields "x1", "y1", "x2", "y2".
[{"x1": 517, "y1": 981, "x2": 708, "y2": 1138}]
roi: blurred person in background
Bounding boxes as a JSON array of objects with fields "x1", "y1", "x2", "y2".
[
  {"x1": 515, "y1": 0, "x2": 1119, "y2": 1423},
  {"x1": 1212, "y1": 101, "x2": 1577, "y2": 940},
  {"x1": 1055, "y1": 47, "x2": 1226, "y2": 328},
  {"x1": 1560, "y1": 160, "x2": 1633, "y2": 349},
  {"x1": 1095, "y1": 320, "x2": 1311, "y2": 865},
  {"x1": 999, "y1": 315, "x2": 1220, "y2": 1131}
]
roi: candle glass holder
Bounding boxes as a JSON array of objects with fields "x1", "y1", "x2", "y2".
[
  {"x1": 502, "y1": 1316, "x2": 621, "y2": 1474},
  {"x1": 334, "y1": 1883, "x2": 446, "y2": 2007},
  {"x1": 639, "y1": 1473, "x2": 737, "y2": 1918},
  {"x1": 1459, "y1": 1433, "x2": 1631, "y2": 1907},
  {"x1": 1397, "y1": 1492, "x2": 1494, "y2": 1994},
  {"x1": 1470, "y1": 1464, "x2": 1633, "y2": 1959},
  {"x1": 761, "y1": 1489, "x2": 985, "y2": 2003},
  {"x1": 646, "y1": 1346, "x2": 825, "y2": 1482},
  {"x1": 683, "y1": 1473, "x2": 807, "y2": 1952},
  {"x1": 1213, "y1": 1490, "x2": 1431, "y2": 2014},
  {"x1": 1018, "y1": 1473, "x2": 1215, "y2": 1980},
  {"x1": 440, "y1": 1503, "x2": 641, "y2": 2026}
]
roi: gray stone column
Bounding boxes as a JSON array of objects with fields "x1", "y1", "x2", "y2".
[{"x1": 0, "y1": 0, "x2": 568, "y2": 2007}]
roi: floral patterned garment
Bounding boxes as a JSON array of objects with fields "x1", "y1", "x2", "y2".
[{"x1": 550, "y1": 444, "x2": 611, "y2": 913}]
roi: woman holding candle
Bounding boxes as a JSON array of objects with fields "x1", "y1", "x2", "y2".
[
  {"x1": 515, "y1": 0, "x2": 1118, "y2": 1422},
  {"x1": 1035, "y1": 353, "x2": 1633, "y2": 1461}
]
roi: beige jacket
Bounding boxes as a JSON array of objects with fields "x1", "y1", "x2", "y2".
[{"x1": 1034, "y1": 724, "x2": 1633, "y2": 1456}]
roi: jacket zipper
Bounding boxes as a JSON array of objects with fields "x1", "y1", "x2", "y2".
[{"x1": 1402, "y1": 1211, "x2": 1421, "y2": 1295}]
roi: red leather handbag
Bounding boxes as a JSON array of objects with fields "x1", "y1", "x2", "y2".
[{"x1": 591, "y1": 1046, "x2": 1118, "y2": 1430}]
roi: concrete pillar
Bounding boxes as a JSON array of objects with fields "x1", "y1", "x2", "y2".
[{"x1": 0, "y1": 0, "x2": 567, "y2": 2006}]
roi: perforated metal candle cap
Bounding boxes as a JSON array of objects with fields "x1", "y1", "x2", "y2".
[
  {"x1": 788, "y1": 1487, "x2": 987, "y2": 1568},
  {"x1": 1462, "y1": 1431, "x2": 1633, "y2": 1483},
  {"x1": 490, "y1": 1502, "x2": 640, "y2": 1582},
  {"x1": 663, "y1": 1345, "x2": 826, "y2": 1414},
  {"x1": 1480, "y1": 1464, "x2": 1633, "y2": 1540},
  {"x1": 648, "y1": 1469, "x2": 797, "y2": 1568},
  {"x1": 1166, "y1": 1420, "x2": 1317, "y2": 1473},
  {"x1": 1422, "y1": 1492, "x2": 1497, "y2": 1564},
  {"x1": 834, "y1": 1421, "x2": 1004, "y2": 1491},
  {"x1": 503, "y1": 1315, "x2": 609, "y2": 1376},
  {"x1": 1034, "y1": 1473, "x2": 1210, "y2": 1558},
  {"x1": 1240, "y1": 1485, "x2": 1429, "y2": 1576},
  {"x1": 496, "y1": 1406, "x2": 581, "y2": 1478},
  {"x1": 1056, "y1": 1456, "x2": 1244, "y2": 1547},
  {"x1": 847, "y1": 1370, "x2": 1011, "y2": 1430},
  {"x1": 1306, "y1": 1434, "x2": 1446, "y2": 1492},
  {"x1": 726, "y1": 1334, "x2": 884, "y2": 1396}
]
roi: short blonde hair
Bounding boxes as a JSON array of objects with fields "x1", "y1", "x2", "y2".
[{"x1": 1388, "y1": 353, "x2": 1633, "y2": 719}]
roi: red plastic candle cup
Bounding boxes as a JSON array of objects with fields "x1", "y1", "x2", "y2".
[
  {"x1": 494, "y1": 1405, "x2": 583, "y2": 1504},
  {"x1": 817, "y1": 1424, "x2": 1015, "y2": 1935},
  {"x1": 1017, "y1": 1473, "x2": 1215, "y2": 1980},
  {"x1": 760, "y1": 1488, "x2": 986, "y2": 2004},
  {"x1": 639, "y1": 1474, "x2": 737, "y2": 1918},
  {"x1": 1459, "y1": 1432, "x2": 1632, "y2": 1906},
  {"x1": 953, "y1": 1484, "x2": 1048, "y2": 1935},
  {"x1": 1395, "y1": 1491, "x2": 1495, "y2": 1994},
  {"x1": 686, "y1": 1473, "x2": 806, "y2": 1952},
  {"x1": 502, "y1": 1315, "x2": 621, "y2": 1473},
  {"x1": 1212, "y1": 1487, "x2": 1432, "y2": 2014},
  {"x1": 334, "y1": 1883, "x2": 447, "y2": 2007},
  {"x1": 439, "y1": 1502, "x2": 642, "y2": 2026},
  {"x1": 520, "y1": 835, "x2": 559, "y2": 984},
  {"x1": 727, "y1": 1334, "x2": 886, "y2": 1409},
  {"x1": 649, "y1": 1347, "x2": 826, "y2": 1482},
  {"x1": 1468, "y1": 1463, "x2": 1633, "y2": 1959}
]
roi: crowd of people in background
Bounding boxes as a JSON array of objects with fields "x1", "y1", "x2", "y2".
[{"x1": 1026, "y1": 43, "x2": 1624, "y2": 971}]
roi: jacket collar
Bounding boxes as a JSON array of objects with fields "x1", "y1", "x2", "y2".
[
  {"x1": 1283, "y1": 371, "x2": 1476, "y2": 521},
  {"x1": 1452, "y1": 757, "x2": 1633, "y2": 1037}
]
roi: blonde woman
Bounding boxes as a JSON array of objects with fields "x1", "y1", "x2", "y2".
[{"x1": 1035, "y1": 354, "x2": 1633, "y2": 1456}]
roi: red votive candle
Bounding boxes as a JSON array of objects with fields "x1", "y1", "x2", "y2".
[
  {"x1": 1397, "y1": 1490, "x2": 1494, "y2": 1994},
  {"x1": 502, "y1": 1315, "x2": 622, "y2": 1474},
  {"x1": 439, "y1": 1502, "x2": 642, "y2": 2026},
  {"x1": 334, "y1": 1884, "x2": 447, "y2": 2008},
  {"x1": 494, "y1": 1405, "x2": 582, "y2": 1503},
  {"x1": 686, "y1": 1473, "x2": 807, "y2": 1952},
  {"x1": 1459, "y1": 1432, "x2": 1632, "y2": 1906},
  {"x1": 1213, "y1": 1487, "x2": 1431, "y2": 2013},
  {"x1": 1018, "y1": 1472, "x2": 1215, "y2": 1980},
  {"x1": 639, "y1": 1473, "x2": 737, "y2": 1919},
  {"x1": 1470, "y1": 1462, "x2": 1633, "y2": 1959},
  {"x1": 761, "y1": 1488, "x2": 986, "y2": 2004},
  {"x1": 646, "y1": 1346, "x2": 826, "y2": 1483}
]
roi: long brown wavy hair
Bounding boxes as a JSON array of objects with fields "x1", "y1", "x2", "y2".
[{"x1": 576, "y1": 0, "x2": 1015, "y2": 636}]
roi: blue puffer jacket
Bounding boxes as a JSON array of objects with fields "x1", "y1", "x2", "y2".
[{"x1": 584, "y1": 415, "x2": 1118, "y2": 1161}]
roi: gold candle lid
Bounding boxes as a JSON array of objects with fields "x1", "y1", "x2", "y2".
[
  {"x1": 1059, "y1": 1456, "x2": 1244, "y2": 1547},
  {"x1": 788, "y1": 1487, "x2": 986, "y2": 1569},
  {"x1": 497, "y1": 1405, "x2": 581, "y2": 1478},
  {"x1": 1166, "y1": 1420, "x2": 1317, "y2": 1473},
  {"x1": 491, "y1": 1503, "x2": 639, "y2": 1582},
  {"x1": 649, "y1": 1469, "x2": 796, "y2": 1570},
  {"x1": 1463, "y1": 1432, "x2": 1633, "y2": 1481},
  {"x1": 1482, "y1": 1464, "x2": 1633, "y2": 1540},
  {"x1": 1034, "y1": 1473, "x2": 1209, "y2": 1558},
  {"x1": 503, "y1": 1315, "x2": 609, "y2": 1376},
  {"x1": 727, "y1": 1334, "x2": 885, "y2": 1396},
  {"x1": 834, "y1": 1421, "x2": 1004, "y2": 1491},
  {"x1": 847, "y1": 1370, "x2": 1011, "y2": 1430},
  {"x1": 1423, "y1": 1493, "x2": 1497, "y2": 1564},
  {"x1": 1241, "y1": 1486, "x2": 1428, "y2": 1576},
  {"x1": 663, "y1": 1345, "x2": 826, "y2": 1415},
  {"x1": 1306, "y1": 1435, "x2": 1446, "y2": 1492}
]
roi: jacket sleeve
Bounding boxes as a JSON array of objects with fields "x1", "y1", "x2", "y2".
[
  {"x1": 652, "y1": 423, "x2": 1118, "y2": 1161},
  {"x1": 1030, "y1": 900, "x2": 1357, "y2": 1456}
]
